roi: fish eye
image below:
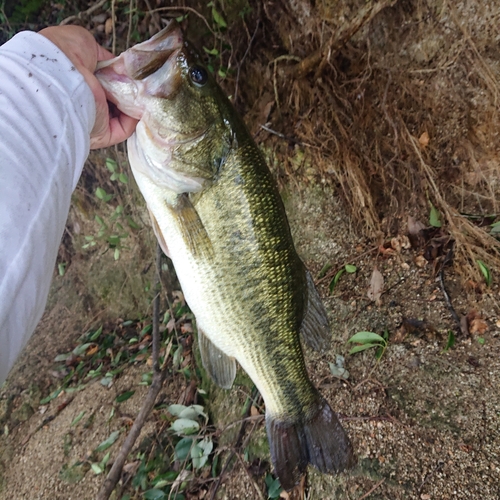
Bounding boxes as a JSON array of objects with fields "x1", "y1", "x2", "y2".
[{"x1": 189, "y1": 65, "x2": 208, "y2": 87}]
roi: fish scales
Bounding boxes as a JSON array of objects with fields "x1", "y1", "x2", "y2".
[
  {"x1": 173, "y1": 141, "x2": 315, "y2": 417},
  {"x1": 96, "y1": 21, "x2": 355, "y2": 490}
]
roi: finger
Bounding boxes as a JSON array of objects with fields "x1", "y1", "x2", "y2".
[
  {"x1": 108, "y1": 113, "x2": 139, "y2": 145},
  {"x1": 96, "y1": 44, "x2": 117, "y2": 63},
  {"x1": 90, "y1": 113, "x2": 138, "y2": 149}
]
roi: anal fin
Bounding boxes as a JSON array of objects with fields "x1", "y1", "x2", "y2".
[
  {"x1": 300, "y1": 270, "x2": 331, "y2": 351},
  {"x1": 198, "y1": 327, "x2": 236, "y2": 389}
]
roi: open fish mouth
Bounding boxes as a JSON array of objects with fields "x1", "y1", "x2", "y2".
[{"x1": 95, "y1": 22, "x2": 184, "y2": 119}]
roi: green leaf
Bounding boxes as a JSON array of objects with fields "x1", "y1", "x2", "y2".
[
  {"x1": 114, "y1": 248, "x2": 120, "y2": 260},
  {"x1": 101, "y1": 451, "x2": 111, "y2": 468},
  {"x1": 106, "y1": 158, "x2": 117, "y2": 172},
  {"x1": 95, "y1": 430, "x2": 120, "y2": 452},
  {"x1": 95, "y1": 215, "x2": 106, "y2": 227},
  {"x1": 54, "y1": 352, "x2": 72, "y2": 362},
  {"x1": 118, "y1": 173, "x2": 129, "y2": 184},
  {"x1": 349, "y1": 343, "x2": 378, "y2": 354},
  {"x1": 266, "y1": 476, "x2": 282, "y2": 498},
  {"x1": 211, "y1": 7, "x2": 227, "y2": 27},
  {"x1": 328, "y1": 362, "x2": 350, "y2": 380},
  {"x1": 72, "y1": 343, "x2": 92, "y2": 356},
  {"x1": 95, "y1": 187, "x2": 107, "y2": 200},
  {"x1": 143, "y1": 489, "x2": 167, "y2": 500},
  {"x1": 58, "y1": 262, "x2": 66, "y2": 276},
  {"x1": 203, "y1": 46, "x2": 219, "y2": 56},
  {"x1": 127, "y1": 216, "x2": 140, "y2": 229},
  {"x1": 477, "y1": 337, "x2": 485, "y2": 345},
  {"x1": 429, "y1": 203, "x2": 442, "y2": 227},
  {"x1": 218, "y1": 67, "x2": 227, "y2": 78},
  {"x1": 317, "y1": 262, "x2": 332, "y2": 279},
  {"x1": 71, "y1": 411, "x2": 86, "y2": 427},
  {"x1": 89, "y1": 325, "x2": 103, "y2": 341},
  {"x1": 329, "y1": 269, "x2": 344, "y2": 294},
  {"x1": 100, "y1": 376, "x2": 113, "y2": 387},
  {"x1": 115, "y1": 390, "x2": 135, "y2": 403},
  {"x1": 477, "y1": 260, "x2": 492, "y2": 286},
  {"x1": 443, "y1": 331, "x2": 455, "y2": 352},
  {"x1": 170, "y1": 418, "x2": 200, "y2": 435},
  {"x1": 490, "y1": 221, "x2": 500, "y2": 234},
  {"x1": 179, "y1": 405, "x2": 206, "y2": 421},
  {"x1": 91, "y1": 463, "x2": 103, "y2": 474},
  {"x1": 345, "y1": 264, "x2": 357, "y2": 273},
  {"x1": 348, "y1": 331, "x2": 386, "y2": 344},
  {"x1": 168, "y1": 404, "x2": 187, "y2": 417},
  {"x1": 175, "y1": 437, "x2": 194, "y2": 460}
]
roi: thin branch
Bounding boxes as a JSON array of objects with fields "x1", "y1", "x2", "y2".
[
  {"x1": 60, "y1": 0, "x2": 107, "y2": 25},
  {"x1": 235, "y1": 452, "x2": 266, "y2": 500},
  {"x1": 209, "y1": 387, "x2": 260, "y2": 500},
  {"x1": 234, "y1": 19, "x2": 260, "y2": 103},
  {"x1": 144, "y1": 0, "x2": 162, "y2": 33},
  {"x1": 97, "y1": 245, "x2": 170, "y2": 500},
  {"x1": 358, "y1": 478, "x2": 385, "y2": 500},
  {"x1": 150, "y1": 6, "x2": 216, "y2": 36}
]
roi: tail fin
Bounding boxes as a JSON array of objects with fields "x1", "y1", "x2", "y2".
[{"x1": 266, "y1": 398, "x2": 356, "y2": 491}]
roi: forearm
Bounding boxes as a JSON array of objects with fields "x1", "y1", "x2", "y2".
[{"x1": 0, "y1": 32, "x2": 95, "y2": 384}]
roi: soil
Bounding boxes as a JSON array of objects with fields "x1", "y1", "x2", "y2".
[{"x1": 1, "y1": 1, "x2": 499, "y2": 499}]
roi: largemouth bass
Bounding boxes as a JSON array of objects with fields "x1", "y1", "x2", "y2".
[{"x1": 96, "y1": 21, "x2": 355, "y2": 489}]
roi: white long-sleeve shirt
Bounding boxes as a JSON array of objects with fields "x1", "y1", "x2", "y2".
[{"x1": 0, "y1": 32, "x2": 95, "y2": 384}]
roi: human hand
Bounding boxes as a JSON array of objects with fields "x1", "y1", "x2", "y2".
[{"x1": 38, "y1": 25, "x2": 138, "y2": 149}]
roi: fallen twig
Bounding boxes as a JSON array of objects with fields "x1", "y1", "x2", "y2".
[
  {"x1": 234, "y1": 19, "x2": 260, "y2": 103},
  {"x1": 97, "y1": 245, "x2": 171, "y2": 500},
  {"x1": 358, "y1": 478, "x2": 385, "y2": 500},
  {"x1": 209, "y1": 387, "x2": 261, "y2": 500},
  {"x1": 60, "y1": 0, "x2": 108, "y2": 25},
  {"x1": 438, "y1": 243, "x2": 465, "y2": 335}
]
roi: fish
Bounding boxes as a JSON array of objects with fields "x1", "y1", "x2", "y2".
[{"x1": 95, "y1": 21, "x2": 355, "y2": 490}]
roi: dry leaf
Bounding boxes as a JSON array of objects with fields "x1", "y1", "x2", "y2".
[
  {"x1": 414, "y1": 255, "x2": 427, "y2": 268},
  {"x1": 250, "y1": 405, "x2": 260, "y2": 417},
  {"x1": 86, "y1": 345, "x2": 98, "y2": 356},
  {"x1": 469, "y1": 317, "x2": 488, "y2": 335},
  {"x1": 104, "y1": 17, "x2": 114, "y2": 35},
  {"x1": 390, "y1": 237, "x2": 402, "y2": 253},
  {"x1": 407, "y1": 216, "x2": 426, "y2": 236},
  {"x1": 378, "y1": 244, "x2": 396, "y2": 256},
  {"x1": 181, "y1": 322, "x2": 193, "y2": 334},
  {"x1": 419, "y1": 131, "x2": 430, "y2": 147},
  {"x1": 367, "y1": 267, "x2": 384, "y2": 306}
]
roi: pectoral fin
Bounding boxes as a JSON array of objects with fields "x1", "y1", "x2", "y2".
[
  {"x1": 198, "y1": 327, "x2": 236, "y2": 389},
  {"x1": 148, "y1": 206, "x2": 171, "y2": 257},
  {"x1": 170, "y1": 194, "x2": 214, "y2": 259},
  {"x1": 300, "y1": 271, "x2": 331, "y2": 351}
]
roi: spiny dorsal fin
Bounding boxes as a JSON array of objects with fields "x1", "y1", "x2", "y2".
[
  {"x1": 169, "y1": 194, "x2": 214, "y2": 260},
  {"x1": 198, "y1": 327, "x2": 236, "y2": 389},
  {"x1": 300, "y1": 270, "x2": 331, "y2": 351}
]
